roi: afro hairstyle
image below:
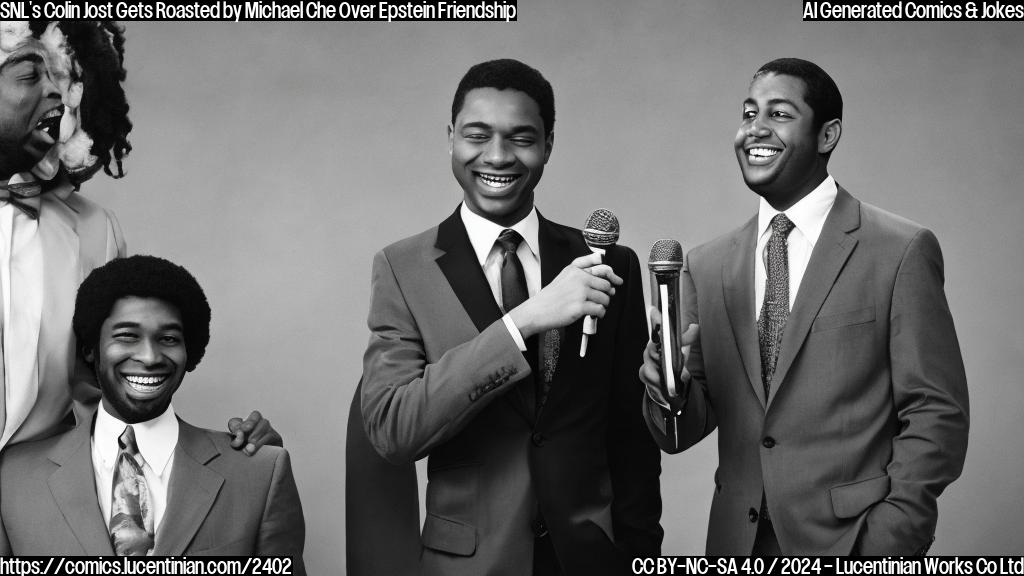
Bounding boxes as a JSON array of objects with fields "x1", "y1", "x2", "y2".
[{"x1": 73, "y1": 255, "x2": 210, "y2": 372}]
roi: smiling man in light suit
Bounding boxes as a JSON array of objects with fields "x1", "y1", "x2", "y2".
[
  {"x1": 641, "y1": 58, "x2": 969, "y2": 556},
  {"x1": 0, "y1": 255, "x2": 305, "y2": 570}
]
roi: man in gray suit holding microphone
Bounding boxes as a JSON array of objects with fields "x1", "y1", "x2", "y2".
[
  {"x1": 641, "y1": 58, "x2": 969, "y2": 556},
  {"x1": 361, "y1": 59, "x2": 662, "y2": 575}
]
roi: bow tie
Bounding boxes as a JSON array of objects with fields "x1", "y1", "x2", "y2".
[{"x1": 0, "y1": 181, "x2": 43, "y2": 220}]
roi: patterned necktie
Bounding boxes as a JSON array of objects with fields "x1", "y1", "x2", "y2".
[
  {"x1": 109, "y1": 425, "x2": 155, "y2": 556},
  {"x1": 496, "y1": 229, "x2": 528, "y2": 313},
  {"x1": 757, "y1": 214, "x2": 796, "y2": 397}
]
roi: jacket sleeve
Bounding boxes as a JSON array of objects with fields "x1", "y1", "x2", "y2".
[
  {"x1": 361, "y1": 249, "x2": 531, "y2": 464},
  {"x1": 857, "y1": 228, "x2": 969, "y2": 555},
  {"x1": 256, "y1": 449, "x2": 306, "y2": 575},
  {"x1": 642, "y1": 253, "x2": 718, "y2": 454},
  {"x1": 606, "y1": 246, "x2": 663, "y2": 556}
]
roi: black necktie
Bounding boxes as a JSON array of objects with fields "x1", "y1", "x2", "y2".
[
  {"x1": 496, "y1": 229, "x2": 528, "y2": 313},
  {"x1": 757, "y1": 214, "x2": 796, "y2": 397}
]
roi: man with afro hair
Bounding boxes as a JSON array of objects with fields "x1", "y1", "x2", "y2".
[
  {"x1": 0, "y1": 255, "x2": 306, "y2": 566},
  {"x1": 0, "y1": 20, "x2": 276, "y2": 453}
]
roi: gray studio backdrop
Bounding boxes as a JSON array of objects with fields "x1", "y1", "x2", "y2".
[{"x1": 85, "y1": 6, "x2": 1022, "y2": 572}]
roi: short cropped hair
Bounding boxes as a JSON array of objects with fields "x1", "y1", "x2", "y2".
[
  {"x1": 451, "y1": 59, "x2": 555, "y2": 136},
  {"x1": 73, "y1": 255, "x2": 210, "y2": 372},
  {"x1": 754, "y1": 58, "x2": 842, "y2": 133}
]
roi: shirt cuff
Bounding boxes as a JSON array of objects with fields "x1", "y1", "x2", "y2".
[{"x1": 502, "y1": 314, "x2": 528, "y2": 352}]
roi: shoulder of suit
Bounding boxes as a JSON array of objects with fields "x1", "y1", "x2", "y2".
[
  {"x1": 379, "y1": 224, "x2": 442, "y2": 261},
  {"x1": 685, "y1": 217, "x2": 752, "y2": 267},
  {"x1": 857, "y1": 197, "x2": 931, "y2": 241},
  {"x1": 0, "y1": 431, "x2": 67, "y2": 470},
  {"x1": 185, "y1": 423, "x2": 289, "y2": 468},
  {"x1": 46, "y1": 187, "x2": 120, "y2": 224}
]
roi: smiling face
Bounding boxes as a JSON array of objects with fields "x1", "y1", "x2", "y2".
[
  {"x1": 449, "y1": 87, "x2": 553, "y2": 227},
  {"x1": 734, "y1": 72, "x2": 839, "y2": 211},
  {"x1": 0, "y1": 41, "x2": 63, "y2": 179},
  {"x1": 87, "y1": 296, "x2": 187, "y2": 424}
]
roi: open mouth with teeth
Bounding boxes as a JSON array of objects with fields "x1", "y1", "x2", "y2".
[
  {"x1": 121, "y1": 373, "x2": 170, "y2": 397},
  {"x1": 34, "y1": 106, "x2": 64, "y2": 141},
  {"x1": 475, "y1": 172, "x2": 521, "y2": 189},
  {"x1": 745, "y1": 146, "x2": 781, "y2": 165}
]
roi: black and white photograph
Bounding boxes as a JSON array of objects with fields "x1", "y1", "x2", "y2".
[{"x1": 0, "y1": 2, "x2": 1019, "y2": 574}]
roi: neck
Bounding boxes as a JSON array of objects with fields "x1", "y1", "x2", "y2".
[{"x1": 764, "y1": 169, "x2": 828, "y2": 212}]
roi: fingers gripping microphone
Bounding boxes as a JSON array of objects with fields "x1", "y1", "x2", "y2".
[
  {"x1": 580, "y1": 209, "x2": 620, "y2": 357},
  {"x1": 648, "y1": 240, "x2": 686, "y2": 409}
]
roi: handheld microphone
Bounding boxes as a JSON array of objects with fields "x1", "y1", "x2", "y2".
[
  {"x1": 648, "y1": 239, "x2": 686, "y2": 414},
  {"x1": 580, "y1": 209, "x2": 620, "y2": 357}
]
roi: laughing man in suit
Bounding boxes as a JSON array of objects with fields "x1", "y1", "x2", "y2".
[
  {"x1": 360, "y1": 59, "x2": 662, "y2": 575},
  {"x1": 0, "y1": 255, "x2": 305, "y2": 569},
  {"x1": 640, "y1": 58, "x2": 969, "y2": 555}
]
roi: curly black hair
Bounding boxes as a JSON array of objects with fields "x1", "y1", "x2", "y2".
[
  {"x1": 29, "y1": 20, "x2": 132, "y2": 179},
  {"x1": 451, "y1": 59, "x2": 555, "y2": 137},
  {"x1": 73, "y1": 255, "x2": 211, "y2": 372}
]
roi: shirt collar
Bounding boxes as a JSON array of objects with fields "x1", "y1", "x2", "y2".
[
  {"x1": 460, "y1": 202, "x2": 540, "y2": 266},
  {"x1": 757, "y1": 175, "x2": 838, "y2": 247},
  {"x1": 94, "y1": 402, "x2": 179, "y2": 476}
]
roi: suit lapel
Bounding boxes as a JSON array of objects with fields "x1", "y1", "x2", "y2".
[
  {"x1": 433, "y1": 207, "x2": 538, "y2": 421},
  {"x1": 534, "y1": 213, "x2": 588, "y2": 422},
  {"x1": 434, "y1": 207, "x2": 504, "y2": 333},
  {"x1": 722, "y1": 217, "x2": 766, "y2": 408},
  {"x1": 153, "y1": 420, "x2": 224, "y2": 555},
  {"x1": 767, "y1": 187, "x2": 861, "y2": 408},
  {"x1": 46, "y1": 413, "x2": 115, "y2": 555},
  {"x1": 16, "y1": 198, "x2": 81, "y2": 447}
]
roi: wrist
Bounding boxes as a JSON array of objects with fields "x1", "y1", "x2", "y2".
[{"x1": 509, "y1": 305, "x2": 537, "y2": 339}]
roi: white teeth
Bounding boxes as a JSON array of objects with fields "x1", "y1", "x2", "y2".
[
  {"x1": 477, "y1": 173, "x2": 519, "y2": 188},
  {"x1": 123, "y1": 374, "x2": 166, "y2": 386},
  {"x1": 748, "y1": 147, "x2": 779, "y2": 158}
]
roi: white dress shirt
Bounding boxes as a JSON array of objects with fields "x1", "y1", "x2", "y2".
[
  {"x1": 460, "y1": 202, "x2": 540, "y2": 351},
  {"x1": 92, "y1": 403, "x2": 179, "y2": 532},
  {"x1": 754, "y1": 175, "x2": 838, "y2": 317},
  {"x1": 0, "y1": 173, "x2": 45, "y2": 448}
]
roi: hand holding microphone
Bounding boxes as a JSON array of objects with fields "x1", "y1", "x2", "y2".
[
  {"x1": 640, "y1": 239, "x2": 699, "y2": 415},
  {"x1": 580, "y1": 209, "x2": 620, "y2": 357}
]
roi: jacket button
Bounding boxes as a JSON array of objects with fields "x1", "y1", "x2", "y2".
[
  {"x1": 531, "y1": 433, "x2": 546, "y2": 447},
  {"x1": 748, "y1": 508, "x2": 759, "y2": 523},
  {"x1": 762, "y1": 437, "x2": 776, "y2": 449}
]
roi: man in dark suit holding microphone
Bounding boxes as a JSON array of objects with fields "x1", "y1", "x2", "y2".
[
  {"x1": 360, "y1": 59, "x2": 662, "y2": 575},
  {"x1": 641, "y1": 58, "x2": 969, "y2": 555}
]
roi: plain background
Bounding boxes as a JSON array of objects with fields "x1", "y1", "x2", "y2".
[{"x1": 83, "y1": 5, "x2": 1022, "y2": 572}]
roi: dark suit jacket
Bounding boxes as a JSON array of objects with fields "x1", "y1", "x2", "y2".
[
  {"x1": 361, "y1": 207, "x2": 662, "y2": 576},
  {"x1": 644, "y1": 187, "x2": 969, "y2": 555},
  {"x1": 0, "y1": 411, "x2": 305, "y2": 573}
]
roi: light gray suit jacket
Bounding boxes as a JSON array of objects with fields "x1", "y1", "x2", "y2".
[
  {"x1": 645, "y1": 187, "x2": 969, "y2": 555},
  {"x1": 0, "y1": 411, "x2": 305, "y2": 573}
]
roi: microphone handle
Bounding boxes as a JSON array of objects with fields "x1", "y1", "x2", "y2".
[
  {"x1": 652, "y1": 272, "x2": 686, "y2": 410},
  {"x1": 580, "y1": 246, "x2": 607, "y2": 357}
]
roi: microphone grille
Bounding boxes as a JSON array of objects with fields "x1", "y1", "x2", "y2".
[
  {"x1": 648, "y1": 239, "x2": 684, "y2": 273},
  {"x1": 582, "y1": 209, "x2": 620, "y2": 247}
]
